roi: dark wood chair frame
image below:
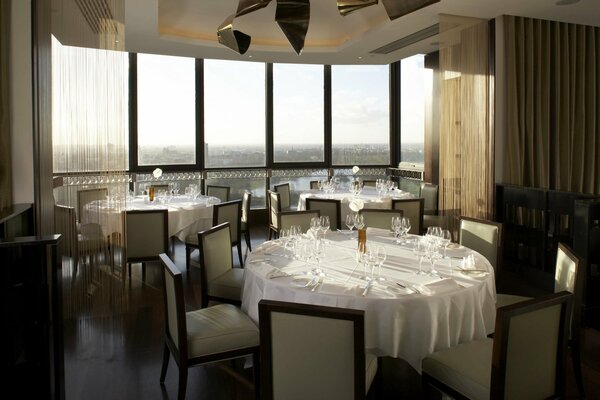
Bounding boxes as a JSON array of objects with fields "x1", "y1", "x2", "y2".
[
  {"x1": 278, "y1": 210, "x2": 321, "y2": 231},
  {"x1": 422, "y1": 291, "x2": 572, "y2": 400},
  {"x1": 159, "y1": 254, "x2": 260, "y2": 400},
  {"x1": 309, "y1": 180, "x2": 319, "y2": 190},
  {"x1": 197, "y1": 222, "x2": 241, "y2": 308},
  {"x1": 362, "y1": 180, "x2": 377, "y2": 187},
  {"x1": 391, "y1": 198, "x2": 424, "y2": 234},
  {"x1": 206, "y1": 184, "x2": 231, "y2": 202},
  {"x1": 124, "y1": 209, "x2": 169, "y2": 281},
  {"x1": 305, "y1": 198, "x2": 342, "y2": 230},
  {"x1": 241, "y1": 190, "x2": 253, "y2": 253},
  {"x1": 258, "y1": 299, "x2": 375, "y2": 400}
]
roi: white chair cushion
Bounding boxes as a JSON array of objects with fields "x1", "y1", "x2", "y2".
[
  {"x1": 423, "y1": 215, "x2": 444, "y2": 230},
  {"x1": 185, "y1": 234, "x2": 199, "y2": 246},
  {"x1": 186, "y1": 304, "x2": 259, "y2": 358},
  {"x1": 496, "y1": 294, "x2": 532, "y2": 309},
  {"x1": 365, "y1": 352, "x2": 378, "y2": 395},
  {"x1": 422, "y1": 339, "x2": 493, "y2": 400},
  {"x1": 208, "y1": 268, "x2": 244, "y2": 301}
]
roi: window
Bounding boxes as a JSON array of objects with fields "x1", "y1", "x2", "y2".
[
  {"x1": 136, "y1": 53, "x2": 196, "y2": 166},
  {"x1": 273, "y1": 64, "x2": 324, "y2": 163},
  {"x1": 331, "y1": 65, "x2": 390, "y2": 165},
  {"x1": 204, "y1": 60, "x2": 266, "y2": 168},
  {"x1": 400, "y1": 55, "x2": 427, "y2": 164}
]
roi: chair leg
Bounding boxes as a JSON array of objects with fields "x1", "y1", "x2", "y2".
[
  {"x1": 237, "y1": 243, "x2": 244, "y2": 267},
  {"x1": 245, "y1": 231, "x2": 252, "y2": 252},
  {"x1": 177, "y1": 366, "x2": 188, "y2": 400},
  {"x1": 571, "y1": 342, "x2": 585, "y2": 397},
  {"x1": 160, "y1": 343, "x2": 170, "y2": 384},
  {"x1": 268, "y1": 228, "x2": 273, "y2": 240},
  {"x1": 185, "y1": 246, "x2": 191, "y2": 270}
]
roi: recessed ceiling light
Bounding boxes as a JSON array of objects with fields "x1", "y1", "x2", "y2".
[
  {"x1": 358, "y1": 56, "x2": 363, "y2": 59},
  {"x1": 555, "y1": 0, "x2": 580, "y2": 5},
  {"x1": 248, "y1": 55, "x2": 253, "y2": 58}
]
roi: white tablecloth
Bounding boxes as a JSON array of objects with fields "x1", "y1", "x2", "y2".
[
  {"x1": 297, "y1": 187, "x2": 414, "y2": 219},
  {"x1": 241, "y1": 228, "x2": 497, "y2": 372},
  {"x1": 83, "y1": 195, "x2": 220, "y2": 241}
]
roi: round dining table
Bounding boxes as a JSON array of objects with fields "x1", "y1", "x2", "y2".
[
  {"x1": 241, "y1": 228, "x2": 497, "y2": 372},
  {"x1": 297, "y1": 187, "x2": 414, "y2": 218},
  {"x1": 82, "y1": 195, "x2": 221, "y2": 241}
]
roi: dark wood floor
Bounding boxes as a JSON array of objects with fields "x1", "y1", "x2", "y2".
[{"x1": 62, "y1": 226, "x2": 600, "y2": 399}]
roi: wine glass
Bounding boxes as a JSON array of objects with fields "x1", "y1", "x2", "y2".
[
  {"x1": 312, "y1": 239, "x2": 325, "y2": 276},
  {"x1": 376, "y1": 246, "x2": 387, "y2": 281},
  {"x1": 440, "y1": 229, "x2": 452, "y2": 258},
  {"x1": 413, "y1": 237, "x2": 428, "y2": 275},
  {"x1": 309, "y1": 217, "x2": 321, "y2": 238},
  {"x1": 400, "y1": 217, "x2": 411, "y2": 243},
  {"x1": 426, "y1": 238, "x2": 441, "y2": 277},
  {"x1": 391, "y1": 217, "x2": 402, "y2": 243},
  {"x1": 345, "y1": 214, "x2": 355, "y2": 233},
  {"x1": 354, "y1": 214, "x2": 365, "y2": 230},
  {"x1": 320, "y1": 216, "x2": 330, "y2": 240}
]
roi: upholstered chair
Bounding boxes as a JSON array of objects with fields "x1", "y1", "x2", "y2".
[
  {"x1": 241, "y1": 190, "x2": 252, "y2": 252},
  {"x1": 458, "y1": 217, "x2": 503, "y2": 271},
  {"x1": 124, "y1": 209, "x2": 169, "y2": 280},
  {"x1": 274, "y1": 183, "x2": 292, "y2": 210},
  {"x1": 279, "y1": 210, "x2": 320, "y2": 233},
  {"x1": 391, "y1": 198, "x2": 424, "y2": 235},
  {"x1": 268, "y1": 190, "x2": 282, "y2": 240},
  {"x1": 77, "y1": 187, "x2": 108, "y2": 222},
  {"x1": 359, "y1": 209, "x2": 403, "y2": 230},
  {"x1": 206, "y1": 185, "x2": 230, "y2": 202},
  {"x1": 305, "y1": 198, "x2": 342, "y2": 230}
]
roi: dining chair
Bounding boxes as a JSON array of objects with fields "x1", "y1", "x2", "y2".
[
  {"x1": 279, "y1": 210, "x2": 320, "y2": 233},
  {"x1": 268, "y1": 190, "x2": 282, "y2": 240},
  {"x1": 495, "y1": 243, "x2": 585, "y2": 397},
  {"x1": 77, "y1": 187, "x2": 108, "y2": 222},
  {"x1": 359, "y1": 209, "x2": 403, "y2": 230},
  {"x1": 305, "y1": 198, "x2": 341, "y2": 230},
  {"x1": 197, "y1": 222, "x2": 244, "y2": 308},
  {"x1": 422, "y1": 291, "x2": 572, "y2": 400},
  {"x1": 459, "y1": 217, "x2": 503, "y2": 271},
  {"x1": 362, "y1": 180, "x2": 377, "y2": 187},
  {"x1": 185, "y1": 200, "x2": 243, "y2": 269},
  {"x1": 206, "y1": 185, "x2": 230, "y2": 202},
  {"x1": 241, "y1": 190, "x2": 253, "y2": 252},
  {"x1": 124, "y1": 209, "x2": 169, "y2": 281},
  {"x1": 54, "y1": 204, "x2": 81, "y2": 272},
  {"x1": 391, "y1": 198, "x2": 424, "y2": 235},
  {"x1": 159, "y1": 253, "x2": 259, "y2": 400},
  {"x1": 309, "y1": 180, "x2": 319, "y2": 190},
  {"x1": 151, "y1": 184, "x2": 170, "y2": 192},
  {"x1": 420, "y1": 183, "x2": 444, "y2": 230},
  {"x1": 258, "y1": 299, "x2": 378, "y2": 400},
  {"x1": 274, "y1": 183, "x2": 292, "y2": 210}
]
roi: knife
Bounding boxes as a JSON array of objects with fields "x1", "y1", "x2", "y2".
[{"x1": 362, "y1": 280, "x2": 373, "y2": 296}]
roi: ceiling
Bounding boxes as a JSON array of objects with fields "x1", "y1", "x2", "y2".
[{"x1": 105, "y1": 0, "x2": 600, "y2": 64}]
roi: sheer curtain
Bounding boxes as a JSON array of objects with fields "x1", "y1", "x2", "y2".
[
  {"x1": 439, "y1": 15, "x2": 494, "y2": 236},
  {"x1": 504, "y1": 15, "x2": 600, "y2": 194}
]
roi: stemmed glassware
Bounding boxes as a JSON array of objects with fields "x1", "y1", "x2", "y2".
[
  {"x1": 392, "y1": 217, "x2": 411, "y2": 244},
  {"x1": 309, "y1": 217, "x2": 321, "y2": 239},
  {"x1": 345, "y1": 214, "x2": 355, "y2": 233},
  {"x1": 320, "y1": 216, "x2": 330, "y2": 240},
  {"x1": 376, "y1": 246, "x2": 387, "y2": 281},
  {"x1": 413, "y1": 237, "x2": 428, "y2": 275},
  {"x1": 425, "y1": 238, "x2": 441, "y2": 277},
  {"x1": 440, "y1": 229, "x2": 452, "y2": 258},
  {"x1": 354, "y1": 214, "x2": 365, "y2": 231}
]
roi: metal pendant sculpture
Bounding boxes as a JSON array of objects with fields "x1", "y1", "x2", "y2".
[
  {"x1": 217, "y1": 0, "x2": 439, "y2": 55},
  {"x1": 275, "y1": 0, "x2": 310, "y2": 55},
  {"x1": 217, "y1": 14, "x2": 252, "y2": 54},
  {"x1": 381, "y1": 0, "x2": 440, "y2": 20},
  {"x1": 337, "y1": 0, "x2": 378, "y2": 16}
]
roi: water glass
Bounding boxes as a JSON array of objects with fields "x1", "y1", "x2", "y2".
[
  {"x1": 354, "y1": 214, "x2": 365, "y2": 230},
  {"x1": 345, "y1": 214, "x2": 355, "y2": 232},
  {"x1": 376, "y1": 246, "x2": 387, "y2": 281}
]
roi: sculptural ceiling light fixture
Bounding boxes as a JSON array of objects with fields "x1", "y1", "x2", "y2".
[{"x1": 217, "y1": 0, "x2": 440, "y2": 55}]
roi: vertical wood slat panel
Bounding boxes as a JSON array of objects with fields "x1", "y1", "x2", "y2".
[{"x1": 0, "y1": 1, "x2": 12, "y2": 209}]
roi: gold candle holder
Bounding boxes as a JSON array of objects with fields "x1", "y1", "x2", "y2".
[
  {"x1": 149, "y1": 186, "x2": 155, "y2": 202},
  {"x1": 358, "y1": 228, "x2": 367, "y2": 252}
]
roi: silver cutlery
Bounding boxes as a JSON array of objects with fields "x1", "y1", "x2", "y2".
[
  {"x1": 311, "y1": 276, "x2": 323, "y2": 292},
  {"x1": 362, "y1": 280, "x2": 373, "y2": 296}
]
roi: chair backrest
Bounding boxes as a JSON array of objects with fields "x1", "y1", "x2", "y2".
[
  {"x1": 268, "y1": 190, "x2": 281, "y2": 230},
  {"x1": 206, "y1": 185, "x2": 230, "y2": 202},
  {"x1": 554, "y1": 243, "x2": 583, "y2": 340},
  {"x1": 362, "y1": 180, "x2": 376, "y2": 187},
  {"x1": 198, "y1": 222, "x2": 233, "y2": 285},
  {"x1": 259, "y1": 300, "x2": 366, "y2": 400},
  {"x1": 54, "y1": 204, "x2": 78, "y2": 259},
  {"x1": 305, "y1": 198, "x2": 341, "y2": 230},
  {"x1": 124, "y1": 209, "x2": 169, "y2": 262},
  {"x1": 279, "y1": 210, "x2": 320, "y2": 233},
  {"x1": 391, "y1": 198, "x2": 424, "y2": 235},
  {"x1": 309, "y1": 180, "x2": 319, "y2": 190},
  {"x1": 77, "y1": 187, "x2": 108, "y2": 221},
  {"x1": 492, "y1": 291, "x2": 572, "y2": 400},
  {"x1": 160, "y1": 253, "x2": 188, "y2": 359},
  {"x1": 213, "y1": 199, "x2": 242, "y2": 244},
  {"x1": 459, "y1": 217, "x2": 503, "y2": 270},
  {"x1": 274, "y1": 183, "x2": 291, "y2": 210},
  {"x1": 241, "y1": 190, "x2": 252, "y2": 226},
  {"x1": 420, "y1": 183, "x2": 439, "y2": 215},
  {"x1": 359, "y1": 209, "x2": 403, "y2": 230},
  {"x1": 151, "y1": 184, "x2": 170, "y2": 192}
]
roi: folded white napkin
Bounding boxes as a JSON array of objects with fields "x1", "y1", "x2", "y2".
[{"x1": 413, "y1": 278, "x2": 460, "y2": 296}]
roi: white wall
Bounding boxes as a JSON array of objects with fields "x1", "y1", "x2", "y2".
[
  {"x1": 494, "y1": 15, "x2": 505, "y2": 185},
  {"x1": 10, "y1": 0, "x2": 34, "y2": 204}
]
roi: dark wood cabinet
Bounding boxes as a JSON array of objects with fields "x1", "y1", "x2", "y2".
[{"x1": 1, "y1": 234, "x2": 63, "y2": 400}]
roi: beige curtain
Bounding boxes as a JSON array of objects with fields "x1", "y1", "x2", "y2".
[
  {"x1": 439, "y1": 15, "x2": 494, "y2": 235},
  {"x1": 0, "y1": 0, "x2": 11, "y2": 209},
  {"x1": 504, "y1": 15, "x2": 600, "y2": 194}
]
